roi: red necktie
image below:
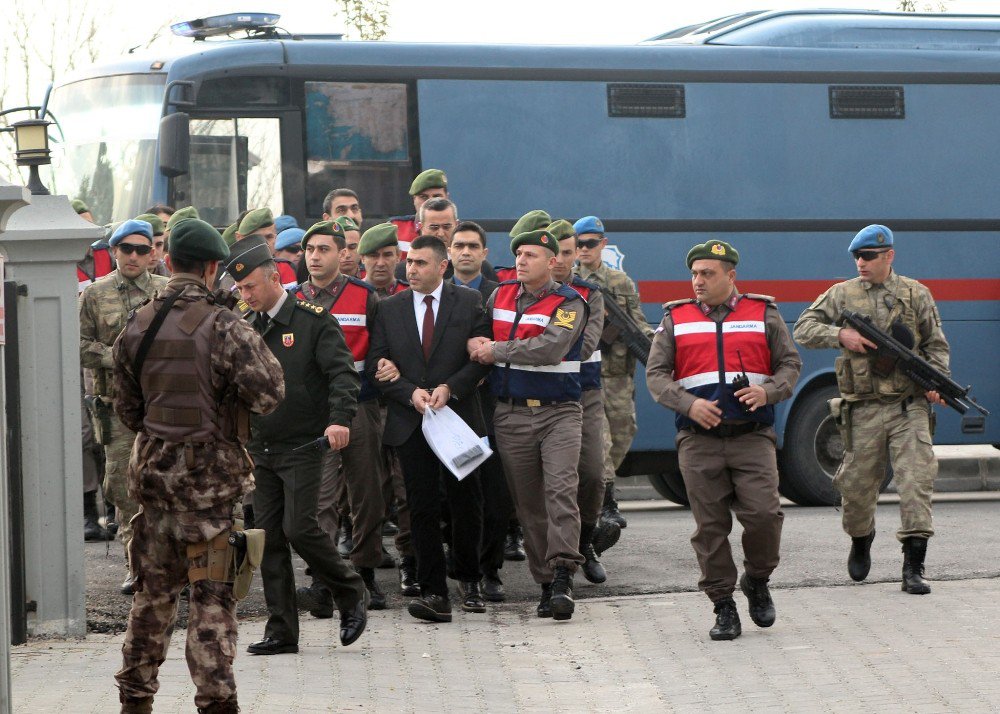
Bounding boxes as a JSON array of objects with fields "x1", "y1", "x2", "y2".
[{"x1": 422, "y1": 294, "x2": 435, "y2": 360}]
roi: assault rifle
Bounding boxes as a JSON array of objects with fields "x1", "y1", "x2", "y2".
[
  {"x1": 600, "y1": 292, "x2": 653, "y2": 365},
  {"x1": 840, "y1": 310, "x2": 989, "y2": 426}
]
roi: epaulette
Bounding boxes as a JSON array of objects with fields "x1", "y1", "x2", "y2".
[
  {"x1": 662, "y1": 298, "x2": 697, "y2": 311},
  {"x1": 346, "y1": 275, "x2": 376, "y2": 292},
  {"x1": 236, "y1": 299, "x2": 253, "y2": 318},
  {"x1": 742, "y1": 293, "x2": 776, "y2": 304},
  {"x1": 571, "y1": 275, "x2": 600, "y2": 291},
  {"x1": 295, "y1": 299, "x2": 326, "y2": 316}
]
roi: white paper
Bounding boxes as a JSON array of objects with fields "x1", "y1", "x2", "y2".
[{"x1": 421, "y1": 406, "x2": 493, "y2": 480}]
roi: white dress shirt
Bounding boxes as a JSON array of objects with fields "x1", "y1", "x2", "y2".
[
  {"x1": 413, "y1": 281, "x2": 444, "y2": 344},
  {"x1": 266, "y1": 289, "x2": 289, "y2": 319}
]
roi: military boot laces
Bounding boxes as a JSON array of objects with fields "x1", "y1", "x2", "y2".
[
  {"x1": 848, "y1": 530, "x2": 876, "y2": 582},
  {"x1": 902, "y1": 537, "x2": 931, "y2": 595},
  {"x1": 580, "y1": 524, "x2": 607, "y2": 584},
  {"x1": 550, "y1": 566, "x2": 575, "y2": 621},
  {"x1": 739, "y1": 573, "x2": 776, "y2": 628},
  {"x1": 709, "y1": 598, "x2": 742, "y2": 641}
]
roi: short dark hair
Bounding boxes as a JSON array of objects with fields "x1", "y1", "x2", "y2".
[
  {"x1": 305, "y1": 231, "x2": 346, "y2": 251},
  {"x1": 147, "y1": 204, "x2": 175, "y2": 216},
  {"x1": 410, "y1": 235, "x2": 448, "y2": 263},
  {"x1": 323, "y1": 188, "x2": 360, "y2": 215},
  {"x1": 452, "y1": 221, "x2": 486, "y2": 248},
  {"x1": 420, "y1": 197, "x2": 457, "y2": 222},
  {"x1": 169, "y1": 257, "x2": 207, "y2": 274}
]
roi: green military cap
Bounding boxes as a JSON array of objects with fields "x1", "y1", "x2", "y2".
[
  {"x1": 166, "y1": 206, "x2": 199, "y2": 231},
  {"x1": 301, "y1": 220, "x2": 346, "y2": 250},
  {"x1": 686, "y1": 239, "x2": 740, "y2": 268},
  {"x1": 409, "y1": 168, "x2": 448, "y2": 196},
  {"x1": 135, "y1": 213, "x2": 165, "y2": 236},
  {"x1": 511, "y1": 229, "x2": 558, "y2": 256},
  {"x1": 358, "y1": 223, "x2": 399, "y2": 255},
  {"x1": 334, "y1": 216, "x2": 360, "y2": 233},
  {"x1": 547, "y1": 219, "x2": 576, "y2": 241},
  {"x1": 221, "y1": 222, "x2": 239, "y2": 247},
  {"x1": 71, "y1": 199, "x2": 90, "y2": 214},
  {"x1": 169, "y1": 219, "x2": 230, "y2": 262},
  {"x1": 224, "y1": 235, "x2": 272, "y2": 281},
  {"x1": 510, "y1": 209, "x2": 551, "y2": 238},
  {"x1": 238, "y1": 207, "x2": 274, "y2": 237}
]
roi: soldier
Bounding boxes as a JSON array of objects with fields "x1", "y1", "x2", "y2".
[
  {"x1": 274, "y1": 227, "x2": 305, "y2": 265},
  {"x1": 360, "y1": 223, "x2": 408, "y2": 296},
  {"x1": 572, "y1": 215, "x2": 654, "y2": 529},
  {"x1": 322, "y1": 188, "x2": 364, "y2": 228},
  {"x1": 469, "y1": 228, "x2": 588, "y2": 621},
  {"x1": 79, "y1": 219, "x2": 169, "y2": 595},
  {"x1": 165, "y1": 206, "x2": 199, "y2": 242},
  {"x1": 227, "y1": 235, "x2": 370, "y2": 656},
  {"x1": 337, "y1": 216, "x2": 364, "y2": 279},
  {"x1": 646, "y1": 240, "x2": 801, "y2": 640},
  {"x1": 237, "y1": 208, "x2": 298, "y2": 288},
  {"x1": 112, "y1": 218, "x2": 284, "y2": 713},
  {"x1": 548, "y1": 220, "x2": 621, "y2": 583},
  {"x1": 793, "y1": 225, "x2": 949, "y2": 595},
  {"x1": 135, "y1": 213, "x2": 171, "y2": 277},
  {"x1": 389, "y1": 168, "x2": 449, "y2": 258}
]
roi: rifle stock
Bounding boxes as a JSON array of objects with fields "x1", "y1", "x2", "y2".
[{"x1": 602, "y1": 293, "x2": 652, "y2": 365}]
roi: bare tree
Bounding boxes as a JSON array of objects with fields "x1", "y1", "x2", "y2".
[{"x1": 337, "y1": 0, "x2": 391, "y2": 40}]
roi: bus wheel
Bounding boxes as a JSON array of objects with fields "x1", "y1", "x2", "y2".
[
  {"x1": 779, "y1": 384, "x2": 892, "y2": 506},
  {"x1": 647, "y1": 470, "x2": 689, "y2": 507}
]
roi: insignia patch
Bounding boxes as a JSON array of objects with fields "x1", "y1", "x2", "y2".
[
  {"x1": 235, "y1": 262, "x2": 244, "y2": 272},
  {"x1": 237, "y1": 300, "x2": 250, "y2": 312},
  {"x1": 282, "y1": 333, "x2": 294, "y2": 347},
  {"x1": 553, "y1": 308, "x2": 577, "y2": 329},
  {"x1": 710, "y1": 243, "x2": 726, "y2": 256},
  {"x1": 877, "y1": 233, "x2": 885, "y2": 244},
  {"x1": 540, "y1": 234, "x2": 549, "y2": 244}
]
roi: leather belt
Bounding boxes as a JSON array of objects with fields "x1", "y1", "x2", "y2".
[
  {"x1": 689, "y1": 422, "x2": 765, "y2": 438},
  {"x1": 496, "y1": 397, "x2": 577, "y2": 408}
]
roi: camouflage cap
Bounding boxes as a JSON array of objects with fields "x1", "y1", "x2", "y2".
[
  {"x1": 511, "y1": 229, "x2": 558, "y2": 256},
  {"x1": 169, "y1": 219, "x2": 230, "y2": 262},
  {"x1": 301, "y1": 220, "x2": 346, "y2": 250},
  {"x1": 358, "y1": 223, "x2": 398, "y2": 255},
  {"x1": 510, "y1": 210, "x2": 551, "y2": 238},
  {"x1": 238, "y1": 207, "x2": 274, "y2": 237},
  {"x1": 166, "y1": 206, "x2": 199, "y2": 231},
  {"x1": 221, "y1": 222, "x2": 239, "y2": 247},
  {"x1": 224, "y1": 234, "x2": 272, "y2": 280},
  {"x1": 547, "y1": 219, "x2": 576, "y2": 242},
  {"x1": 686, "y1": 240, "x2": 740, "y2": 268},
  {"x1": 71, "y1": 199, "x2": 90, "y2": 215},
  {"x1": 409, "y1": 168, "x2": 448, "y2": 196},
  {"x1": 334, "y1": 216, "x2": 360, "y2": 233},
  {"x1": 135, "y1": 213, "x2": 165, "y2": 236}
]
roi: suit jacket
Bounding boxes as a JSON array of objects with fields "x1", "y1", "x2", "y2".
[
  {"x1": 455, "y1": 276, "x2": 500, "y2": 431},
  {"x1": 367, "y1": 280, "x2": 491, "y2": 447}
]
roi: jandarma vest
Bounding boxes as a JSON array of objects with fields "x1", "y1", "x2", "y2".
[
  {"x1": 125, "y1": 294, "x2": 237, "y2": 444},
  {"x1": 389, "y1": 216, "x2": 418, "y2": 257},
  {"x1": 490, "y1": 281, "x2": 584, "y2": 402},
  {"x1": 568, "y1": 276, "x2": 602, "y2": 391},
  {"x1": 671, "y1": 296, "x2": 774, "y2": 430},
  {"x1": 298, "y1": 277, "x2": 377, "y2": 401},
  {"x1": 275, "y1": 259, "x2": 299, "y2": 289},
  {"x1": 77, "y1": 248, "x2": 114, "y2": 292}
]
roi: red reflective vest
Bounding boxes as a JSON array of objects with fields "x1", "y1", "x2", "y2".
[
  {"x1": 389, "y1": 216, "x2": 419, "y2": 258},
  {"x1": 671, "y1": 296, "x2": 774, "y2": 429},
  {"x1": 276, "y1": 259, "x2": 298, "y2": 288},
  {"x1": 495, "y1": 266, "x2": 517, "y2": 282}
]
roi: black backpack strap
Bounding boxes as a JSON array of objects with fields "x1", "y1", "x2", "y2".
[{"x1": 132, "y1": 291, "x2": 183, "y2": 379}]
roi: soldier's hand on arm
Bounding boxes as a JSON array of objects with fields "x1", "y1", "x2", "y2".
[
  {"x1": 735, "y1": 384, "x2": 768, "y2": 412},
  {"x1": 429, "y1": 384, "x2": 451, "y2": 409},
  {"x1": 838, "y1": 327, "x2": 878, "y2": 354},
  {"x1": 374, "y1": 357, "x2": 399, "y2": 383},
  {"x1": 325, "y1": 424, "x2": 350, "y2": 450},
  {"x1": 471, "y1": 341, "x2": 496, "y2": 365},
  {"x1": 411, "y1": 388, "x2": 432, "y2": 414},
  {"x1": 467, "y1": 336, "x2": 490, "y2": 356},
  {"x1": 688, "y1": 398, "x2": 723, "y2": 429}
]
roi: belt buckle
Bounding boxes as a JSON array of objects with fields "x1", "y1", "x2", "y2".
[{"x1": 526, "y1": 399, "x2": 542, "y2": 408}]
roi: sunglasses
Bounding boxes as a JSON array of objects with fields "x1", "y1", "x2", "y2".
[
  {"x1": 117, "y1": 243, "x2": 153, "y2": 256},
  {"x1": 577, "y1": 239, "x2": 602, "y2": 249}
]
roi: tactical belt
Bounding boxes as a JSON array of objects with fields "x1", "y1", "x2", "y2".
[
  {"x1": 496, "y1": 397, "x2": 578, "y2": 407},
  {"x1": 689, "y1": 422, "x2": 766, "y2": 438}
]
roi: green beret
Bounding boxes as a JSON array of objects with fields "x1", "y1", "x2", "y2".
[
  {"x1": 510, "y1": 210, "x2": 551, "y2": 238},
  {"x1": 169, "y1": 219, "x2": 230, "y2": 263},
  {"x1": 224, "y1": 235, "x2": 272, "y2": 281},
  {"x1": 547, "y1": 219, "x2": 576, "y2": 242},
  {"x1": 166, "y1": 206, "x2": 199, "y2": 231},
  {"x1": 409, "y1": 168, "x2": 448, "y2": 196},
  {"x1": 238, "y1": 207, "x2": 274, "y2": 237},
  {"x1": 334, "y1": 216, "x2": 360, "y2": 233},
  {"x1": 71, "y1": 199, "x2": 90, "y2": 214},
  {"x1": 358, "y1": 223, "x2": 398, "y2": 255},
  {"x1": 511, "y1": 229, "x2": 558, "y2": 256},
  {"x1": 686, "y1": 240, "x2": 740, "y2": 269},
  {"x1": 301, "y1": 220, "x2": 346, "y2": 250},
  {"x1": 135, "y1": 213, "x2": 165, "y2": 236},
  {"x1": 221, "y1": 222, "x2": 239, "y2": 247}
]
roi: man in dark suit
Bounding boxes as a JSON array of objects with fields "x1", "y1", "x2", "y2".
[{"x1": 368, "y1": 235, "x2": 492, "y2": 622}]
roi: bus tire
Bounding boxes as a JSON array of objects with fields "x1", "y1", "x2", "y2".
[
  {"x1": 647, "y1": 470, "x2": 689, "y2": 507},
  {"x1": 779, "y1": 383, "x2": 892, "y2": 506}
]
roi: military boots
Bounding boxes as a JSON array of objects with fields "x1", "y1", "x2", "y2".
[
  {"x1": 197, "y1": 696, "x2": 240, "y2": 713},
  {"x1": 536, "y1": 583, "x2": 553, "y2": 618},
  {"x1": 83, "y1": 490, "x2": 109, "y2": 541},
  {"x1": 358, "y1": 567, "x2": 387, "y2": 609},
  {"x1": 550, "y1": 566, "x2": 575, "y2": 621},
  {"x1": 120, "y1": 693, "x2": 153, "y2": 714},
  {"x1": 901, "y1": 537, "x2": 931, "y2": 595},
  {"x1": 739, "y1": 573, "x2": 776, "y2": 628},
  {"x1": 848, "y1": 530, "x2": 876, "y2": 582},
  {"x1": 709, "y1": 597, "x2": 741, "y2": 641},
  {"x1": 601, "y1": 482, "x2": 627, "y2": 529},
  {"x1": 579, "y1": 524, "x2": 607, "y2": 584}
]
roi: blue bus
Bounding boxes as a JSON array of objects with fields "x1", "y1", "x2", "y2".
[{"x1": 45, "y1": 9, "x2": 1000, "y2": 505}]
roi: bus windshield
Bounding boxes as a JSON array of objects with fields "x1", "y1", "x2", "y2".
[{"x1": 49, "y1": 74, "x2": 166, "y2": 225}]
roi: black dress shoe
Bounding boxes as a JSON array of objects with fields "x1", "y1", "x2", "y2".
[
  {"x1": 399, "y1": 556, "x2": 420, "y2": 597},
  {"x1": 536, "y1": 583, "x2": 553, "y2": 618},
  {"x1": 120, "y1": 574, "x2": 137, "y2": 596},
  {"x1": 739, "y1": 573, "x2": 776, "y2": 628},
  {"x1": 459, "y1": 581, "x2": 486, "y2": 613},
  {"x1": 503, "y1": 524, "x2": 526, "y2": 561},
  {"x1": 297, "y1": 583, "x2": 334, "y2": 619},
  {"x1": 709, "y1": 598, "x2": 742, "y2": 641},
  {"x1": 247, "y1": 637, "x2": 299, "y2": 655},
  {"x1": 340, "y1": 593, "x2": 368, "y2": 647},
  {"x1": 408, "y1": 594, "x2": 452, "y2": 623},
  {"x1": 848, "y1": 530, "x2": 876, "y2": 582},
  {"x1": 482, "y1": 571, "x2": 505, "y2": 603}
]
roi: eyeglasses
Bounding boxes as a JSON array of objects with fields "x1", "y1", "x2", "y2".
[
  {"x1": 117, "y1": 243, "x2": 152, "y2": 256},
  {"x1": 852, "y1": 249, "x2": 889, "y2": 261},
  {"x1": 577, "y1": 239, "x2": 602, "y2": 249}
]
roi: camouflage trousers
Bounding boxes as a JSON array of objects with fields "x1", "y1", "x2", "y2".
[
  {"x1": 116, "y1": 506, "x2": 239, "y2": 710},
  {"x1": 104, "y1": 413, "x2": 140, "y2": 550},
  {"x1": 601, "y1": 375, "x2": 638, "y2": 481},
  {"x1": 833, "y1": 398, "x2": 937, "y2": 542}
]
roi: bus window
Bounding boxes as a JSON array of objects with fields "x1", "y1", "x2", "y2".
[
  {"x1": 173, "y1": 117, "x2": 283, "y2": 227},
  {"x1": 305, "y1": 82, "x2": 412, "y2": 220}
]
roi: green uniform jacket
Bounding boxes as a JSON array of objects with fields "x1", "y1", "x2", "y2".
[{"x1": 246, "y1": 292, "x2": 361, "y2": 451}]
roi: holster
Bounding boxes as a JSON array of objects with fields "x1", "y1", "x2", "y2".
[
  {"x1": 828, "y1": 397, "x2": 852, "y2": 453},
  {"x1": 185, "y1": 519, "x2": 265, "y2": 601},
  {"x1": 85, "y1": 395, "x2": 114, "y2": 446}
]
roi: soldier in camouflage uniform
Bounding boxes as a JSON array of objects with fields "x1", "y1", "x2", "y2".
[
  {"x1": 112, "y1": 219, "x2": 284, "y2": 714},
  {"x1": 794, "y1": 225, "x2": 949, "y2": 595},
  {"x1": 80, "y1": 219, "x2": 169, "y2": 592},
  {"x1": 572, "y1": 216, "x2": 654, "y2": 528}
]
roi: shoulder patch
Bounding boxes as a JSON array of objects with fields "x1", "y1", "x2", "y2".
[
  {"x1": 295, "y1": 299, "x2": 326, "y2": 315},
  {"x1": 743, "y1": 293, "x2": 776, "y2": 304},
  {"x1": 662, "y1": 298, "x2": 696, "y2": 311},
  {"x1": 553, "y1": 307, "x2": 578, "y2": 330}
]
